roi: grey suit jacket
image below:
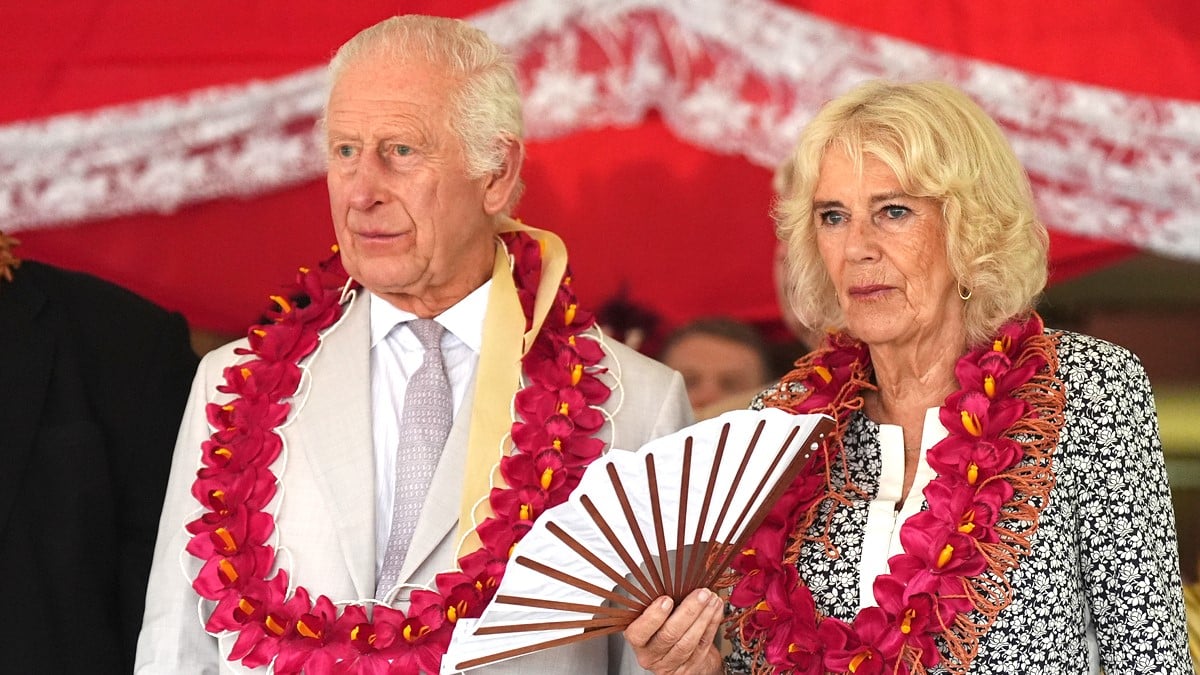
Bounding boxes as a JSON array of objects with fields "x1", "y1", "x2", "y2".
[{"x1": 135, "y1": 289, "x2": 692, "y2": 673}]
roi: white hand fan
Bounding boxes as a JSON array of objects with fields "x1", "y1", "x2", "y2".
[{"x1": 442, "y1": 408, "x2": 835, "y2": 672}]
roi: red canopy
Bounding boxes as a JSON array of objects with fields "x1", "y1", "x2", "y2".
[{"x1": 4, "y1": 0, "x2": 1198, "y2": 336}]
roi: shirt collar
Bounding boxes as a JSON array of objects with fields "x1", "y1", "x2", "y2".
[{"x1": 368, "y1": 280, "x2": 491, "y2": 353}]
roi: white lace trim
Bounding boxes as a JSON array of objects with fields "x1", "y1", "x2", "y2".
[{"x1": 3, "y1": 0, "x2": 1198, "y2": 260}]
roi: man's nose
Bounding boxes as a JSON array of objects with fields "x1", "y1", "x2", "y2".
[{"x1": 347, "y1": 151, "x2": 388, "y2": 211}]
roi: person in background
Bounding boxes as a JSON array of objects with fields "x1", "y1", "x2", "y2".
[
  {"x1": 659, "y1": 317, "x2": 772, "y2": 419},
  {"x1": 625, "y1": 80, "x2": 1192, "y2": 673},
  {"x1": 135, "y1": 15, "x2": 692, "y2": 673},
  {"x1": 596, "y1": 284, "x2": 665, "y2": 355},
  {"x1": 0, "y1": 231, "x2": 198, "y2": 674}
]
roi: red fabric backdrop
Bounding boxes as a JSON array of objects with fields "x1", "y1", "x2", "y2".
[{"x1": 5, "y1": 0, "x2": 1198, "y2": 337}]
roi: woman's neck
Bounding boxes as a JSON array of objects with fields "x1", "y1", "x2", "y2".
[{"x1": 865, "y1": 327, "x2": 968, "y2": 425}]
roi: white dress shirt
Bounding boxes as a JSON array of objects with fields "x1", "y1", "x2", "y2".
[
  {"x1": 856, "y1": 406, "x2": 945, "y2": 608},
  {"x1": 368, "y1": 283, "x2": 490, "y2": 576}
]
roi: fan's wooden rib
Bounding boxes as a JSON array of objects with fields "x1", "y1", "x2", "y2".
[
  {"x1": 605, "y1": 463, "x2": 668, "y2": 599},
  {"x1": 473, "y1": 615, "x2": 629, "y2": 636},
  {"x1": 681, "y1": 422, "x2": 730, "y2": 594},
  {"x1": 494, "y1": 594, "x2": 640, "y2": 619},
  {"x1": 580, "y1": 495, "x2": 658, "y2": 605},
  {"x1": 695, "y1": 424, "x2": 801, "y2": 589},
  {"x1": 513, "y1": 555, "x2": 646, "y2": 611},
  {"x1": 645, "y1": 454, "x2": 675, "y2": 600},
  {"x1": 700, "y1": 417, "x2": 835, "y2": 589},
  {"x1": 545, "y1": 520, "x2": 653, "y2": 607},
  {"x1": 693, "y1": 419, "x2": 767, "y2": 588},
  {"x1": 453, "y1": 624, "x2": 625, "y2": 671},
  {"x1": 672, "y1": 440, "x2": 693, "y2": 603}
]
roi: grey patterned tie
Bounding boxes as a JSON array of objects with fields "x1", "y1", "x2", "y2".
[{"x1": 377, "y1": 318, "x2": 452, "y2": 598}]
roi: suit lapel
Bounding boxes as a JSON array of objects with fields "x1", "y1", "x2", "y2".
[
  {"x1": 0, "y1": 273, "x2": 52, "y2": 529},
  {"x1": 398, "y1": 375, "x2": 477, "y2": 584},
  {"x1": 290, "y1": 289, "x2": 377, "y2": 599}
]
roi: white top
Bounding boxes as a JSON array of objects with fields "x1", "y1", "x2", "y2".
[
  {"x1": 856, "y1": 406, "x2": 945, "y2": 609},
  {"x1": 367, "y1": 283, "x2": 491, "y2": 576}
]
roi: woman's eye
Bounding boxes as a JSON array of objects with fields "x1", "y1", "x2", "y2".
[
  {"x1": 883, "y1": 205, "x2": 910, "y2": 219},
  {"x1": 820, "y1": 211, "x2": 846, "y2": 226}
]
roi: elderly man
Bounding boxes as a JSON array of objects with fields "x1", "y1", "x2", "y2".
[{"x1": 135, "y1": 15, "x2": 691, "y2": 674}]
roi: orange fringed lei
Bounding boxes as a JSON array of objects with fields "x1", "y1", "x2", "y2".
[{"x1": 718, "y1": 315, "x2": 1066, "y2": 675}]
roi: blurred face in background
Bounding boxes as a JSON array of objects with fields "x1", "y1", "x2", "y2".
[{"x1": 661, "y1": 333, "x2": 770, "y2": 414}]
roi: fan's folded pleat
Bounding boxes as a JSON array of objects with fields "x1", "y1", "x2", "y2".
[{"x1": 441, "y1": 408, "x2": 836, "y2": 673}]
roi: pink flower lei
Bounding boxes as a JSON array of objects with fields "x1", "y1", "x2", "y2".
[
  {"x1": 721, "y1": 314, "x2": 1066, "y2": 675},
  {"x1": 185, "y1": 231, "x2": 613, "y2": 674}
]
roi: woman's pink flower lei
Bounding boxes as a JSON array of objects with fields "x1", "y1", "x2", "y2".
[
  {"x1": 186, "y1": 231, "x2": 613, "y2": 674},
  {"x1": 724, "y1": 314, "x2": 1064, "y2": 675}
]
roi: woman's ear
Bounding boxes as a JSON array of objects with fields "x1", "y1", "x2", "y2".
[{"x1": 482, "y1": 135, "x2": 524, "y2": 216}]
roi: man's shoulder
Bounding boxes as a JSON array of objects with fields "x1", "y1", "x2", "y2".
[
  {"x1": 19, "y1": 259, "x2": 185, "y2": 330},
  {"x1": 598, "y1": 332, "x2": 679, "y2": 385}
]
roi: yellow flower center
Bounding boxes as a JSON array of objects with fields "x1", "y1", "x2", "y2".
[
  {"x1": 218, "y1": 559, "x2": 238, "y2": 584},
  {"x1": 564, "y1": 303, "x2": 577, "y2": 325},
  {"x1": 967, "y1": 461, "x2": 979, "y2": 485},
  {"x1": 849, "y1": 651, "x2": 872, "y2": 672},
  {"x1": 270, "y1": 295, "x2": 292, "y2": 313},
  {"x1": 297, "y1": 618, "x2": 322, "y2": 640},
  {"x1": 958, "y1": 509, "x2": 977, "y2": 534},
  {"x1": 571, "y1": 363, "x2": 583, "y2": 386},
  {"x1": 814, "y1": 365, "x2": 833, "y2": 384},
  {"x1": 983, "y1": 373, "x2": 996, "y2": 398},
  {"x1": 960, "y1": 410, "x2": 982, "y2": 437},
  {"x1": 900, "y1": 608, "x2": 917, "y2": 634},
  {"x1": 539, "y1": 467, "x2": 554, "y2": 490},
  {"x1": 936, "y1": 543, "x2": 955, "y2": 568},
  {"x1": 403, "y1": 624, "x2": 430, "y2": 642},
  {"x1": 265, "y1": 614, "x2": 286, "y2": 636},
  {"x1": 214, "y1": 527, "x2": 237, "y2": 553}
]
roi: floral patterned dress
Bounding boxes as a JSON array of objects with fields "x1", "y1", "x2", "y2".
[{"x1": 729, "y1": 330, "x2": 1193, "y2": 674}]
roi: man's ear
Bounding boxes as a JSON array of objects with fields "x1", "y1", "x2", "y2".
[{"x1": 482, "y1": 134, "x2": 524, "y2": 216}]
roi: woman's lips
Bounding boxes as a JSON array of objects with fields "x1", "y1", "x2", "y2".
[{"x1": 849, "y1": 284, "x2": 893, "y2": 298}]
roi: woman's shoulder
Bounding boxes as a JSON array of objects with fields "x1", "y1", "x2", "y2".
[{"x1": 1048, "y1": 327, "x2": 1147, "y2": 381}]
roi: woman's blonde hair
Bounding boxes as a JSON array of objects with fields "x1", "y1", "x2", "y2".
[{"x1": 775, "y1": 80, "x2": 1048, "y2": 346}]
